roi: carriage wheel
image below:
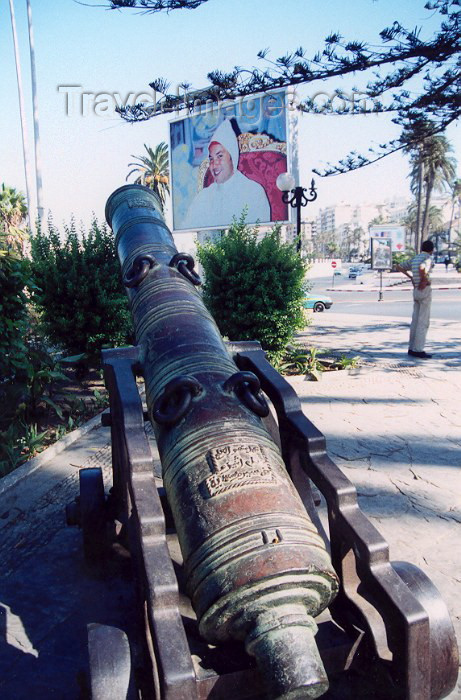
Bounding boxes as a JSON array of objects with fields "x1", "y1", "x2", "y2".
[
  {"x1": 392, "y1": 561, "x2": 459, "y2": 699},
  {"x1": 88, "y1": 623, "x2": 137, "y2": 699},
  {"x1": 79, "y1": 468, "x2": 108, "y2": 563}
]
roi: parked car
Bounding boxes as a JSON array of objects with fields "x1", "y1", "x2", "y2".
[
  {"x1": 303, "y1": 294, "x2": 333, "y2": 312},
  {"x1": 348, "y1": 266, "x2": 363, "y2": 279}
]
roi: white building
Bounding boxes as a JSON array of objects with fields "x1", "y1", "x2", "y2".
[
  {"x1": 315, "y1": 198, "x2": 412, "y2": 258},
  {"x1": 284, "y1": 220, "x2": 317, "y2": 252}
]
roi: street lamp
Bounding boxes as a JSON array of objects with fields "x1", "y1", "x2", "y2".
[{"x1": 276, "y1": 173, "x2": 318, "y2": 254}]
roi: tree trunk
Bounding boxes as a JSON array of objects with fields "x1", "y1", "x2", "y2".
[
  {"x1": 415, "y1": 153, "x2": 424, "y2": 252},
  {"x1": 421, "y1": 177, "x2": 433, "y2": 242}
]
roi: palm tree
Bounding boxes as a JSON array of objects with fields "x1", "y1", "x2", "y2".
[
  {"x1": 126, "y1": 142, "x2": 170, "y2": 210},
  {"x1": 419, "y1": 136, "x2": 456, "y2": 239},
  {"x1": 325, "y1": 240, "x2": 339, "y2": 257},
  {"x1": 406, "y1": 126, "x2": 457, "y2": 249},
  {"x1": 0, "y1": 184, "x2": 28, "y2": 256},
  {"x1": 448, "y1": 179, "x2": 461, "y2": 246},
  {"x1": 426, "y1": 207, "x2": 444, "y2": 235},
  {"x1": 404, "y1": 202, "x2": 444, "y2": 248}
]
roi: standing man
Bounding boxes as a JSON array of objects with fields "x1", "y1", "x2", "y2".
[{"x1": 397, "y1": 240, "x2": 434, "y2": 359}]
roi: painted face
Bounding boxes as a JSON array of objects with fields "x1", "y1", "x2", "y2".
[{"x1": 208, "y1": 141, "x2": 234, "y2": 184}]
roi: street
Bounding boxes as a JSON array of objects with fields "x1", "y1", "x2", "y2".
[{"x1": 310, "y1": 275, "x2": 461, "y2": 321}]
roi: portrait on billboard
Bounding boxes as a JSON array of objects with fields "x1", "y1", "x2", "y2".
[
  {"x1": 170, "y1": 91, "x2": 289, "y2": 231},
  {"x1": 371, "y1": 237, "x2": 392, "y2": 270}
]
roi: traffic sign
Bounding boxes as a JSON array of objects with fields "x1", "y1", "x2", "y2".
[{"x1": 331, "y1": 261, "x2": 337, "y2": 268}]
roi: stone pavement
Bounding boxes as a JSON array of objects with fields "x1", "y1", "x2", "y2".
[
  {"x1": 297, "y1": 311, "x2": 461, "y2": 698},
  {"x1": 0, "y1": 311, "x2": 459, "y2": 698}
]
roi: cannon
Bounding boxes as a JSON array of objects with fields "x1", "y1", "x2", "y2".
[{"x1": 67, "y1": 184, "x2": 458, "y2": 700}]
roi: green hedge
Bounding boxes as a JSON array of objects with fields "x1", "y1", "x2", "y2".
[
  {"x1": 29, "y1": 218, "x2": 133, "y2": 358},
  {"x1": 197, "y1": 215, "x2": 307, "y2": 360},
  {"x1": 0, "y1": 254, "x2": 34, "y2": 394}
]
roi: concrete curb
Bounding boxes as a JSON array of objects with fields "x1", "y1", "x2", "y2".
[
  {"x1": 0, "y1": 409, "x2": 108, "y2": 497},
  {"x1": 326, "y1": 285, "x2": 461, "y2": 292}
]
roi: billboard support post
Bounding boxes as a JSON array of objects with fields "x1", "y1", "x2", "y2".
[{"x1": 371, "y1": 238, "x2": 392, "y2": 303}]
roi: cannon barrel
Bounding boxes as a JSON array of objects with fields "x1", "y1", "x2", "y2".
[{"x1": 105, "y1": 184, "x2": 339, "y2": 699}]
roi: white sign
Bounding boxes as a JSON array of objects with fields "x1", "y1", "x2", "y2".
[{"x1": 369, "y1": 225, "x2": 405, "y2": 252}]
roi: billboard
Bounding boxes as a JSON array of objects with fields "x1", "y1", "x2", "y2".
[
  {"x1": 369, "y1": 224, "x2": 406, "y2": 252},
  {"x1": 170, "y1": 90, "x2": 289, "y2": 231},
  {"x1": 371, "y1": 237, "x2": 392, "y2": 270}
]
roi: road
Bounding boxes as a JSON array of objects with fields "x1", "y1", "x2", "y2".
[{"x1": 310, "y1": 277, "x2": 461, "y2": 321}]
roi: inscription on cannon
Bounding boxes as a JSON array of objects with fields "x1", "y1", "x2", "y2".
[
  {"x1": 128, "y1": 197, "x2": 156, "y2": 209},
  {"x1": 204, "y1": 444, "x2": 277, "y2": 498}
]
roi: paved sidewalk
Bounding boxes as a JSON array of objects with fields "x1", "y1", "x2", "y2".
[
  {"x1": 0, "y1": 311, "x2": 459, "y2": 698},
  {"x1": 299, "y1": 311, "x2": 461, "y2": 370},
  {"x1": 297, "y1": 312, "x2": 461, "y2": 698}
]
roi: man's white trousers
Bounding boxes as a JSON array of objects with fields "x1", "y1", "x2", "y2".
[{"x1": 409, "y1": 286, "x2": 432, "y2": 352}]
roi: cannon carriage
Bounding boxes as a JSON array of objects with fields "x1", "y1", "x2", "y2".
[{"x1": 67, "y1": 185, "x2": 458, "y2": 700}]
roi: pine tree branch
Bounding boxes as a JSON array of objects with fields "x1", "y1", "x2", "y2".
[
  {"x1": 80, "y1": 0, "x2": 208, "y2": 11},
  {"x1": 93, "y1": 0, "x2": 460, "y2": 175}
]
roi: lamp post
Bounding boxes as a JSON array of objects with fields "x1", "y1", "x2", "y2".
[{"x1": 276, "y1": 173, "x2": 317, "y2": 254}]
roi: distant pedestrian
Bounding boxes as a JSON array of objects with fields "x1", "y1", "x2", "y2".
[
  {"x1": 444, "y1": 256, "x2": 450, "y2": 271},
  {"x1": 396, "y1": 240, "x2": 434, "y2": 359}
]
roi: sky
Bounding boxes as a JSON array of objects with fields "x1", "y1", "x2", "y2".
[{"x1": 0, "y1": 0, "x2": 459, "y2": 231}]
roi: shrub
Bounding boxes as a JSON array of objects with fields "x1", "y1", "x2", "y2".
[
  {"x1": 393, "y1": 249, "x2": 415, "y2": 267},
  {"x1": 0, "y1": 184, "x2": 31, "y2": 387},
  {"x1": 0, "y1": 254, "x2": 33, "y2": 383},
  {"x1": 0, "y1": 251, "x2": 37, "y2": 438},
  {"x1": 276, "y1": 345, "x2": 325, "y2": 380},
  {"x1": 197, "y1": 214, "x2": 307, "y2": 360},
  {"x1": 29, "y1": 217, "x2": 133, "y2": 358},
  {"x1": 0, "y1": 233, "x2": 61, "y2": 463}
]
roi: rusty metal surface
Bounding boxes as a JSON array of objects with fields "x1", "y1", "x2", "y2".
[
  {"x1": 101, "y1": 347, "x2": 361, "y2": 700},
  {"x1": 105, "y1": 185, "x2": 340, "y2": 698}
]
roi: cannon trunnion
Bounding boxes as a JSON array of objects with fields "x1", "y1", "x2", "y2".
[{"x1": 67, "y1": 185, "x2": 458, "y2": 700}]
